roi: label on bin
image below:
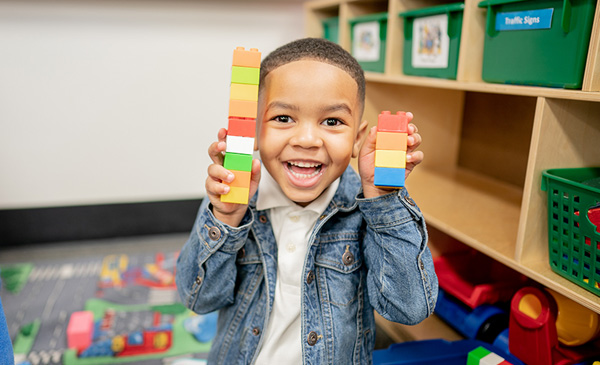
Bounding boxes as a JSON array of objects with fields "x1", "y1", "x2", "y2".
[
  {"x1": 353, "y1": 21, "x2": 381, "y2": 62},
  {"x1": 496, "y1": 8, "x2": 553, "y2": 31},
  {"x1": 411, "y1": 14, "x2": 450, "y2": 69}
]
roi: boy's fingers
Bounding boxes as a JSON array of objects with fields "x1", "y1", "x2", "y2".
[
  {"x1": 250, "y1": 159, "x2": 261, "y2": 184},
  {"x1": 208, "y1": 141, "x2": 227, "y2": 165},
  {"x1": 205, "y1": 177, "x2": 230, "y2": 196},
  {"x1": 207, "y1": 163, "x2": 234, "y2": 183},
  {"x1": 407, "y1": 132, "x2": 422, "y2": 149}
]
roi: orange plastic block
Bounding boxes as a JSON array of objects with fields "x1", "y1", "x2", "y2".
[
  {"x1": 232, "y1": 47, "x2": 261, "y2": 68},
  {"x1": 225, "y1": 170, "x2": 251, "y2": 188},
  {"x1": 228, "y1": 117, "x2": 256, "y2": 138},
  {"x1": 378, "y1": 111, "x2": 408, "y2": 133},
  {"x1": 221, "y1": 186, "x2": 250, "y2": 204},
  {"x1": 376, "y1": 132, "x2": 407, "y2": 151},
  {"x1": 230, "y1": 83, "x2": 259, "y2": 101},
  {"x1": 229, "y1": 99, "x2": 258, "y2": 119}
]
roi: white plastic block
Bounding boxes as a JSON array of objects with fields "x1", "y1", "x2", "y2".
[{"x1": 226, "y1": 135, "x2": 255, "y2": 155}]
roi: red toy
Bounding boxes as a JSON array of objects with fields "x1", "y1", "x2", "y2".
[{"x1": 509, "y1": 286, "x2": 600, "y2": 365}]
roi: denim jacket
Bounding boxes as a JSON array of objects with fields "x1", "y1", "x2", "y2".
[{"x1": 176, "y1": 166, "x2": 438, "y2": 364}]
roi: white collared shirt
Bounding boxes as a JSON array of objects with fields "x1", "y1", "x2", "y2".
[{"x1": 254, "y1": 167, "x2": 339, "y2": 364}]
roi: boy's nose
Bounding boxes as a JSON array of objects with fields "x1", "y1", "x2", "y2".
[{"x1": 290, "y1": 123, "x2": 323, "y2": 148}]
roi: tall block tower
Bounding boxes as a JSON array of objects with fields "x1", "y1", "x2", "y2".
[
  {"x1": 374, "y1": 111, "x2": 408, "y2": 189},
  {"x1": 221, "y1": 47, "x2": 261, "y2": 204}
]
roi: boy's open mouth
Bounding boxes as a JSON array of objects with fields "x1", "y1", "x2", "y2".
[{"x1": 285, "y1": 161, "x2": 323, "y2": 179}]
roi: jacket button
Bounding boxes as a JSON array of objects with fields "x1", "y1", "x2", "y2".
[
  {"x1": 306, "y1": 270, "x2": 315, "y2": 285},
  {"x1": 342, "y1": 251, "x2": 355, "y2": 266},
  {"x1": 208, "y1": 226, "x2": 221, "y2": 241},
  {"x1": 252, "y1": 327, "x2": 261, "y2": 336},
  {"x1": 259, "y1": 215, "x2": 268, "y2": 223},
  {"x1": 195, "y1": 276, "x2": 202, "y2": 285},
  {"x1": 307, "y1": 331, "x2": 319, "y2": 346},
  {"x1": 404, "y1": 195, "x2": 416, "y2": 206}
]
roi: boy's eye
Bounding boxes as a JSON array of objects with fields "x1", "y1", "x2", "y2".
[
  {"x1": 322, "y1": 118, "x2": 343, "y2": 127},
  {"x1": 274, "y1": 115, "x2": 293, "y2": 123}
]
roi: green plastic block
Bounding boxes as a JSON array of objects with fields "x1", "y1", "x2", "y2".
[
  {"x1": 231, "y1": 66, "x2": 260, "y2": 85},
  {"x1": 224, "y1": 152, "x2": 252, "y2": 172},
  {"x1": 467, "y1": 346, "x2": 492, "y2": 365}
]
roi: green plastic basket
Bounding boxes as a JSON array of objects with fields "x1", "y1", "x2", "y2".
[
  {"x1": 541, "y1": 167, "x2": 600, "y2": 296},
  {"x1": 349, "y1": 12, "x2": 388, "y2": 73}
]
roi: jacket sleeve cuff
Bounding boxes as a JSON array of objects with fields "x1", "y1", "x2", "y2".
[
  {"x1": 356, "y1": 188, "x2": 424, "y2": 228},
  {"x1": 193, "y1": 203, "x2": 253, "y2": 263}
]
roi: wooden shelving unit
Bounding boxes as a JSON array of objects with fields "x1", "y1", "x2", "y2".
[{"x1": 305, "y1": 0, "x2": 600, "y2": 339}]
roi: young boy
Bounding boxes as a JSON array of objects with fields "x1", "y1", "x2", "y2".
[{"x1": 176, "y1": 38, "x2": 438, "y2": 364}]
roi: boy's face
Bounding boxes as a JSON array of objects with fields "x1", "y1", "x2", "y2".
[{"x1": 256, "y1": 59, "x2": 367, "y2": 206}]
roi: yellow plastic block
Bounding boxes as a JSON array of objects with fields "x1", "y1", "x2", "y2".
[
  {"x1": 230, "y1": 83, "x2": 259, "y2": 102},
  {"x1": 229, "y1": 99, "x2": 258, "y2": 119},
  {"x1": 221, "y1": 186, "x2": 250, "y2": 204},
  {"x1": 375, "y1": 150, "x2": 406, "y2": 168},
  {"x1": 376, "y1": 132, "x2": 407, "y2": 151},
  {"x1": 226, "y1": 170, "x2": 251, "y2": 188},
  {"x1": 232, "y1": 47, "x2": 261, "y2": 68}
]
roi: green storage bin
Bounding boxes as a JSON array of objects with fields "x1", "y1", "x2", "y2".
[
  {"x1": 399, "y1": 3, "x2": 465, "y2": 80},
  {"x1": 478, "y1": 0, "x2": 596, "y2": 89},
  {"x1": 541, "y1": 167, "x2": 600, "y2": 296},
  {"x1": 322, "y1": 16, "x2": 340, "y2": 44},
  {"x1": 349, "y1": 12, "x2": 388, "y2": 73}
]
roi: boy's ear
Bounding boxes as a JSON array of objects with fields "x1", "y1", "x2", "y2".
[{"x1": 352, "y1": 120, "x2": 369, "y2": 158}]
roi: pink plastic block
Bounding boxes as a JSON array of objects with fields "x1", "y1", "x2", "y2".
[{"x1": 67, "y1": 311, "x2": 94, "y2": 352}]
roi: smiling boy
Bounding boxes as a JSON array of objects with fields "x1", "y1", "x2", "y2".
[{"x1": 176, "y1": 38, "x2": 438, "y2": 364}]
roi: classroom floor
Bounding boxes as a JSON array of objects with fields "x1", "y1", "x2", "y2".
[{"x1": 1, "y1": 233, "x2": 395, "y2": 364}]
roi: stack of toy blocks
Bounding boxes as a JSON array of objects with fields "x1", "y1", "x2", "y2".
[
  {"x1": 374, "y1": 111, "x2": 408, "y2": 188},
  {"x1": 221, "y1": 47, "x2": 261, "y2": 204},
  {"x1": 467, "y1": 346, "x2": 513, "y2": 365}
]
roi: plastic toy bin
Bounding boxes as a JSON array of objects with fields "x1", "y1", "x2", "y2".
[
  {"x1": 477, "y1": 0, "x2": 596, "y2": 89},
  {"x1": 349, "y1": 12, "x2": 388, "y2": 73},
  {"x1": 541, "y1": 167, "x2": 600, "y2": 296},
  {"x1": 322, "y1": 16, "x2": 339, "y2": 44},
  {"x1": 398, "y1": 3, "x2": 465, "y2": 80}
]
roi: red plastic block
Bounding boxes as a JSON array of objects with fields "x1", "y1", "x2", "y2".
[
  {"x1": 67, "y1": 311, "x2": 94, "y2": 352},
  {"x1": 378, "y1": 111, "x2": 408, "y2": 133},
  {"x1": 228, "y1": 117, "x2": 256, "y2": 138},
  {"x1": 232, "y1": 47, "x2": 261, "y2": 68}
]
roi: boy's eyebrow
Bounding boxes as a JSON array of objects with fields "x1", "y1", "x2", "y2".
[
  {"x1": 266, "y1": 101, "x2": 353, "y2": 115},
  {"x1": 321, "y1": 103, "x2": 353, "y2": 115},
  {"x1": 266, "y1": 101, "x2": 300, "y2": 111}
]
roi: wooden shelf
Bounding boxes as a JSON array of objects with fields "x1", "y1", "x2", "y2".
[
  {"x1": 406, "y1": 167, "x2": 522, "y2": 265},
  {"x1": 306, "y1": 0, "x2": 600, "y2": 323},
  {"x1": 366, "y1": 72, "x2": 600, "y2": 103},
  {"x1": 519, "y1": 260, "x2": 600, "y2": 313}
]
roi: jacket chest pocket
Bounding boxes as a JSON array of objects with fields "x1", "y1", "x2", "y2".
[{"x1": 314, "y1": 235, "x2": 363, "y2": 307}]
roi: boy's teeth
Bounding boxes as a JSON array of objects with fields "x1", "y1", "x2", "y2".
[{"x1": 289, "y1": 161, "x2": 321, "y2": 168}]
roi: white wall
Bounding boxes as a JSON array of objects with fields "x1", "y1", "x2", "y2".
[{"x1": 0, "y1": 0, "x2": 305, "y2": 209}]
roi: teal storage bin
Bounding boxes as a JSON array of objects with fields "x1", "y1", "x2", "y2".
[
  {"x1": 349, "y1": 12, "x2": 388, "y2": 73},
  {"x1": 399, "y1": 3, "x2": 465, "y2": 79},
  {"x1": 478, "y1": 0, "x2": 596, "y2": 89},
  {"x1": 322, "y1": 16, "x2": 340, "y2": 44}
]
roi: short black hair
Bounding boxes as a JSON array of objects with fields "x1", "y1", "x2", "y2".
[{"x1": 260, "y1": 38, "x2": 365, "y2": 112}]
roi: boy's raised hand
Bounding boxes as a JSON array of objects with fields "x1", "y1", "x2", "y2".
[
  {"x1": 206, "y1": 128, "x2": 261, "y2": 227},
  {"x1": 358, "y1": 112, "x2": 423, "y2": 199}
]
